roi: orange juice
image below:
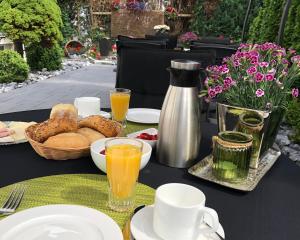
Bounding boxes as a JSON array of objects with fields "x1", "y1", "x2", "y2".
[
  {"x1": 106, "y1": 144, "x2": 142, "y2": 198},
  {"x1": 110, "y1": 93, "x2": 130, "y2": 122}
]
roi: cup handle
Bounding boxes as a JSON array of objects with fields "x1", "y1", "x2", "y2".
[{"x1": 197, "y1": 207, "x2": 219, "y2": 235}]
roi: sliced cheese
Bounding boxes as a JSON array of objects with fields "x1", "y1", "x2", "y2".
[
  {"x1": 0, "y1": 136, "x2": 14, "y2": 143},
  {"x1": 0, "y1": 121, "x2": 7, "y2": 129}
]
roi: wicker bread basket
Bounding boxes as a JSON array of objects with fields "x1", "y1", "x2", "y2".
[{"x1": 25, "y1": 122, "x2": 123, "y2": 160}]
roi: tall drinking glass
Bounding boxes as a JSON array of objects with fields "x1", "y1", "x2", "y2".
[
  {"x1": 110, "y1": 88, "x2": 131, "y2": 127},
  {"x1": 105, "y1": 138, "x2": 143, "y2": 212}
]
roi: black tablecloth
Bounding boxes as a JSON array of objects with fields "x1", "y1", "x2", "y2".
[{"x1": 1, "y1": 109, "x2": 300, "y2": 240}]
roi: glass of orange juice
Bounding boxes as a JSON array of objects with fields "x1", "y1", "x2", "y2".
[
  {"x1": 110, "y1": 88, "x2": 131, "y2": 127},
  {"x1": 105, "y1": 138, "x2": 143, "y2": 212}
]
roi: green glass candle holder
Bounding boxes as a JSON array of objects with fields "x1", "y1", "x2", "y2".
[
  {"x1": 237, "y1": 111, "x2": 264, "y2": 168},
  {"x1": 212, "y1": 131, "x2": 253, "y2": 182}
]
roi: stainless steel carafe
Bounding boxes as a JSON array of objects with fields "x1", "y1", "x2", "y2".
[{"x1": 157, "y1": 60, "x2": 202, "y2": 168}]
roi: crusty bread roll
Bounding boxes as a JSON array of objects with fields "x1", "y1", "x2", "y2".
[
  {"x1": 31, "y1": 117, "x2": 78, "y2": 143},
  {"x1": 31, "y1": 104, "x2": 78, "y2": 143},
  {"x1": 77, "y1": 127, "x2": 105, "y2": 144},
  {"x1": 44, "y1": 133, "x2": 89, "y2": 149},
  {"x1": 50, "y1": 104, "x2": 78, "y2": 120},
  {"x1": 78, "y1": 115, "x2": 120, "y2": 137}
]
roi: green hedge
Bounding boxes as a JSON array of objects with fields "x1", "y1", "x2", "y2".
[
  {"x1": 191, "y1": 0, "x2": 262, "y2": 41},
  {"x1": 248, "y1": 0, "x2": 300, "y2": 52},
  {"x1": 0, "y1": 50, "x2": 29, "y2": 83},
  {"x1": 26, "y1": 44, "x2": 63, "y2": 71},
  {"x1": 286, "y1": 100, "x2": 300, "y2": 143}
]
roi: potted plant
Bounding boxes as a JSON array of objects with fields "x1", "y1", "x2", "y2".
[
  {"x1": 201, "y1": 43, "x2": 300, "y2": 166},
  {"x1": 89, "y1": 27, "x2": 111, "y2": 57},
  {"x1": 178, "y1": 32, "x2": 199, "y2": 50}
]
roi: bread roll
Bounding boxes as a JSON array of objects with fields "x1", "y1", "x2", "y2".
[
  {"x1": 44, "y1": 133, "x2": 89, "y2": 149},
  {"x1": 31, "y1": 104, "x2": 78, "y2": 143},
  {"x1": 31, "y1": 117, "x2": 77, "y2": 143},
  {"x1": 79, "y1": 115, "x2": 120, "y2": 137},
  {"x1": 50, "y1": 104, "x2": 78, "y2": 120},
  {"x1": 77, "y1": 127, "x2": 105, "y2": 144}
]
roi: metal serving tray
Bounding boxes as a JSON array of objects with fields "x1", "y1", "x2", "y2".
[{"x1": 188, "y1": 148, "x2": 281, "y2": 191}]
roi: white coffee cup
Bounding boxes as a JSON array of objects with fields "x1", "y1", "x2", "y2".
[
  {"x1": 74, "y1": 97, "x2": 101, "y2": 117},
  {"x1": 153, "y1": 183, "x2": 219, "y2": 240}
]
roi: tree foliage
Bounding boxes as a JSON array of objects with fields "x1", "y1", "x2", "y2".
[
  {"x1": 248, "y1": 0, "x2": 300, "y2": 52},
  {"x1": 0, "y1": 0, "x2": 63, "y2": 45},
  {"x1": 191, "y1": 0, "x2": 262, "y2": 41},
  {"x1": 0, "y1": 50, "x2": 29, "y2": 83}
]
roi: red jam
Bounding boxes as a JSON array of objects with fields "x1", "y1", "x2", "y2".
[
  {"x1": 100, "y1": 149, "x2": 106, "y2": 155},
  {"x1": 136, "y1": 133, "x2": 158, "y2": 141}
]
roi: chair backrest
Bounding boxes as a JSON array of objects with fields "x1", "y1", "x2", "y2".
[
  {"x1": 145, "y1": 34, "x2": 178, "y2": 49},
  {"x1": 116, "y1": 47, "x2": 215, "y2": 109},
  {"x1": 190, "y1": 42, "x2": 238, "y2": 65},
  {"x1": 117, "y1": 35, "x2": 167, "y2": 50},
  {"x1": 197, "y1": 37, "x2": 231, "y2": 45}
]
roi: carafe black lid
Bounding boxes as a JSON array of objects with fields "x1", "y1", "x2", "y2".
[{"x1": 169, "y1": 60, "x2": 201, "y2": 87}]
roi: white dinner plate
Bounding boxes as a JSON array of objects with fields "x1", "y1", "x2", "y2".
[
  {"x1": 131, "y1": 205, "x2": 225, "y2": 240},
  {"x1": 127, "y1": 109, "x2": 160, "y2": 124},
  {"x1": 0, "y1": 204, "x2": 123, "y2": 240}
]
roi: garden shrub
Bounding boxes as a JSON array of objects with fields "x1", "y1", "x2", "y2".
[
  {"x1": 26, "y1": 44, "x2": 63, "y2": 71},
  {"x1": 286, "y1": 100, "x2": 300, "y2": 143},
  {"x1": 191, "y1": 0, "x2": 262, "y2": 41},
  {"x1": 248, "y1": 0, "x2": 300, "y2": 52},
  {"x1": 0, "y1": 50, "x2": 29, "y2": 83}
]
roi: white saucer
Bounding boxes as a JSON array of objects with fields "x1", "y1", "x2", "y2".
[
  {"x1": 78, "y1": 111, "x2": 111, "y2": 119},
  {"x1": 0, "y1": 204, "x2": 123, "y2": 240},
  {"x1": 130, "y1": 205, "x2": 225, "y2": 240},
  {"x1": 99, "y1": 111, "x2": 111, "y2": 119},
  {"x1": 127, "y1": 109, "x2": 160, "y2": 124}
]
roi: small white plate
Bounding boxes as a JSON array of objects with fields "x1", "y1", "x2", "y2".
[
  {"x1": 127, "y1": 109, "x2": 160, "y2": 124},
  {"x1": 99, "y1": 111, "x2": 111, "y2": 119},
  {"x1": 131, "y1": 205, "x2": 225, "y2": 240},
  {"x1": 0, "y1": 204, "x2": 123, "y2": 240},
  {"x1": 127, "y1": 128, "x2": 158, "y2": 148}
]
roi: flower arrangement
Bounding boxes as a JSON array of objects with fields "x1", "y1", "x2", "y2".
[
  {"x1": 111, "y1": 0, "x2": 163, "y2": 12},
  {"x1": 154, "y1": 24, "x2": 170, "y2": 33},
  {"x1": 165, "y1": 6, "x2": 178, "y2": 21},
  {"x1": 178, "y1": 32, "x2": 199, "y2": 48},
  {"x1": 201, "y1": 43, "x2": 300, "y2": 110}
]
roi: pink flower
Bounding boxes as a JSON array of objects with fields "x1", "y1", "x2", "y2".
[
  {"x1": 255, "y1": 72, "x2": 264, "y2": 82},
  {"x1": 235, "y1": 51, "x2": 244, "y2": 58},
  {"x1": 224, "y1": 77, "x2": 233, "y2": 85},
  {"x1": 220, "y1": 65, "x2": 229, "y2": 74},
  {"x1": 204, "y1": 77, "x2": 209, "y2": 87},
  {"x1": 259, "y1": 62, "x2": 269, "y2": 68},
  {"x1": 247, "y1": 66, "x2": 257, "y2": 75},
  {"x1": 215, "y1": 85, "x2": 223, "y2": 94},
  {"x1": 233, "y1": 59, "x2": 241, "y2": 67},
  {"x1": 250, "y1": 56, "x2": 259, "y2": 65},
  {"x1": 249, "y1": 50, "x2": 259, "y2": 57},
  {"x1": 288, "y1": 49, "x2": 296, "y2": 55},
  {"x1": 208, "y1": 87, "x2": 217, "y2": 98},
  {"x1": 256, "y1": 89, "x2": 265, "y2": 97},
  {"x1": 281, "y1": 58, "x2": 289, "y2": 65},
  {"x1": 265, "y1": 73, "x2": 275, "y2": 81},
  {"x1": 291, "y1": 55, "x2": 300, "y2": 63},
  {"x1": 292, "y1": 88, "x2": 299, "y2": 98}
]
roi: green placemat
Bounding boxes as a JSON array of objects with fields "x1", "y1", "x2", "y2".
[
  {"x1": 0, "y1": 174, "x2": 155, "y2": 228},
  {"x1": 125, "y1": 122, "x2": 158, "y2": 135}
]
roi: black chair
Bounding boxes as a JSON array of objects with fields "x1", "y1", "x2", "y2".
[
  {"x1": 190, "y1": 42, "x2": 238, "y2": 65},
  {"x1": 116, "y1": 46, "x2": 215, "y2": 109},
  {"x1": 117, "y1": 35, "x2": 167, "y2": 50},
  {"x1": 145, "y1": 34, "x2": 178, "y2": 49},
  {"x1": 196, "y1": 36, "x2": 231, "y2": 45}
]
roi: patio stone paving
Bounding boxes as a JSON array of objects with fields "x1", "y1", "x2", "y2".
[{"x1": 0, "y1": 64, "x2": 116, "y2": 114}]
